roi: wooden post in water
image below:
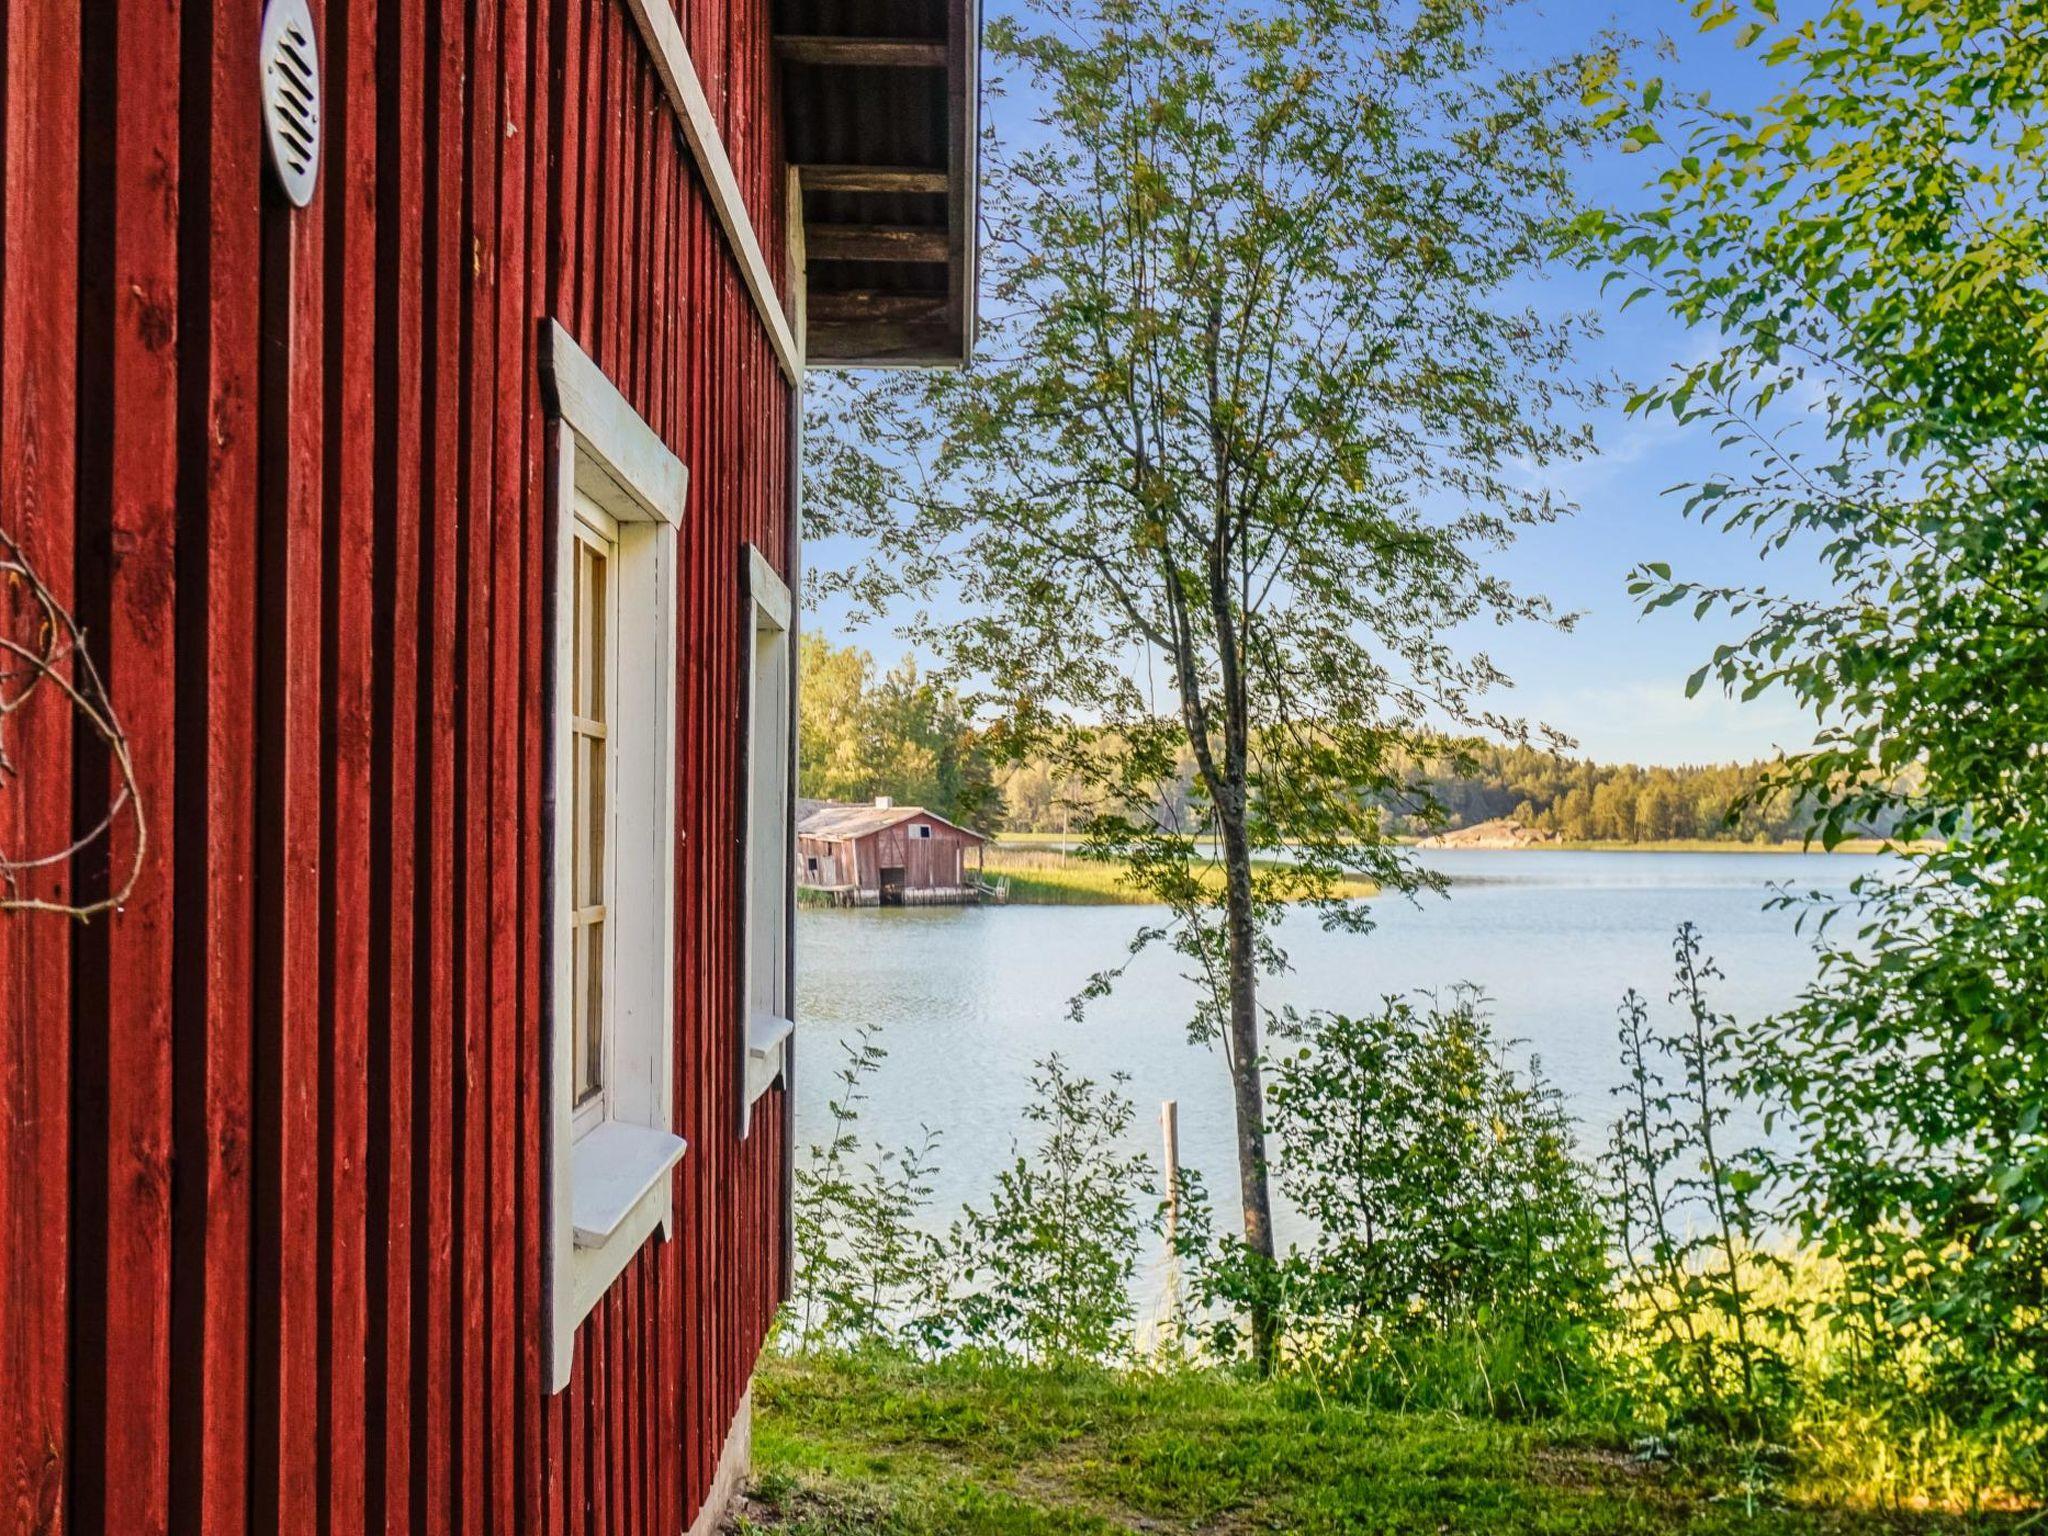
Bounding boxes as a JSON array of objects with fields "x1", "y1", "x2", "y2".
[
  {"x1": 1160, "y1": 1098, "x2": 1183, "y2": 1339},
  {"x1": 1161, "y1": 1099, "x2": 1180, "y2": 1244}
]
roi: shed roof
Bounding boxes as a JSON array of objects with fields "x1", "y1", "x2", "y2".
[{"x1": 796, "y1": 801, "x2": 988, "y2": 843}]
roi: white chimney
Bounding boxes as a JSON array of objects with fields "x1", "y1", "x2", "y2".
[{"x1": 874, "y1": 795, "x2": 894, "y2": 808}]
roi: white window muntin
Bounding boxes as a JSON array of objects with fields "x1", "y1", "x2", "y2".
[{"x1": 543, "y1": 320, "x2": 687, "y2": 1393}]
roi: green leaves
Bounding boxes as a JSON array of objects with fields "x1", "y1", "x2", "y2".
[
  {"x1": 789, "y1": 1037, "x2": 1162, "y2": 1366},
  {"x1": 798, "y1": 637, "x2": 1006, "y2": 835},
  {"x1": 1248, "y1": 991, "x2": 1612, "y2": 1412},
  {"x1": 791, "y1": 1024, "x2": 953, "y2": 1355},
  {"x1": 1593, "y1": 0, "x2": 2048, "y2": 1449},
  {"x1": 947, "y1": 1057, "x2": 1156, "y2": 1364}
]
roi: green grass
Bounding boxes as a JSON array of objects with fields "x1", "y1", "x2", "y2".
[
  {"x1": 993, "y1": 831, "x2": 1104, "y2": 849},
  {"x1": 994, "y1": 831, "x2": 1900, "y2": 856},
  {"x1": 974, "y1": 833, "x2": 1887, "y2": 906},
  {"x1": 982, "y1": 848, "x2": 1377, "y2": 906},
  {"x1": 731, "y1": 1352, "x2": 2020, "y2": 1535},
  {"x1": 1490, "y1": 838, "x2": 1898, "y2": 855}
]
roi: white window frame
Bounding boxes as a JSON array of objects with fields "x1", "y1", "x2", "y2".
[
  {"x1": 542, "y1": 320, "x2": 688, "y2": 1393},
  {"x1": 738, "y1": 544, "x2": 794, "y2": 1138}
]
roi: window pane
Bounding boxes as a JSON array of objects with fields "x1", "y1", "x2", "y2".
[
  {"x1": 588, "y1": 544, "x2": 607, "y2": 725},
  {"x1": 571, "y1": 733, "x2": 584, "y2": 910},
  {"x1": 583, "y1": 735, "x2": 606, "y2": 908},
  {"x1": 568, "y1": 514, "x2": 615, "y2": 1117},
  {"x1": 580, "y1": 920, "x2": 604, "y2": 1103},
  {"x1": 573, "y1": 539, "x2": 588, "y2": 718},
  {"x1": 749, "y1": 628, "x2": 788, "y2": 1021},
  {"x1": 572, "y1": 918, "x2": 590, "y2": 1100}
]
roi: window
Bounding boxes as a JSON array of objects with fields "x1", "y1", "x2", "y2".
[
  {"x1": 739, "y1": 545, "x2": 794, "y2": 1137},
  {"x1": 912, "y1": 824, "x2": 932, "y2": 840},
  {"x1": 569, "y1": 501, "x2": 618, "y2": 1141},
  {"x1": 541, "y1": 321, "x2": 687, "y2": 1393}
]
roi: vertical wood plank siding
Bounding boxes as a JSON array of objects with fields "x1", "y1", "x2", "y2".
[{"x1": 0, "y1": 0, "x2": 793, "y2": 1531}]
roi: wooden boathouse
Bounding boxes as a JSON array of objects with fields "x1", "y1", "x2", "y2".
[
  {"x1": 798, "y1": 799, "x2": 988, "y2": 905},
  {"x1": 0, "y1": 1, "x2": 978, "y2": 1533}
]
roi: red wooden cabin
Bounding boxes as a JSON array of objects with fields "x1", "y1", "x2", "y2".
[
  {"x1": 0, "y1": 1, "x2": 977, "y2": 1532},
  {"x1": 797, "y1": 799, "x2": 987, "y2": 905}
]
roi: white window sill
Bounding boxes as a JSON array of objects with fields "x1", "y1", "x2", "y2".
[
  {"x1": 570, "y1": 1119, "x2": 688, "y2": 1249},
  {"x1": 746, "y1": 1013, "x2": 794, "y2": 1105}
]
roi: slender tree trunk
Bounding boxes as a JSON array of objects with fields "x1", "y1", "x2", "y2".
[
  {"x1": 1217, "y1": 802, "x2": 1277, "y2": 1371},
  {"x1": 1156, "y1": 450, "x2": 1278, "y2": 1367}
]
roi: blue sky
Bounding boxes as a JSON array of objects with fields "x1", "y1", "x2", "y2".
[
  {"x1": 1482, "y1": 0, "x2": 1828, "y2": 767},
  {"x1": 808, "y1": 0, "x2": 1835, "y2": 769}
]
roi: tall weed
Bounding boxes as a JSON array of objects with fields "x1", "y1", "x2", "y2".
[{"x1": 1604, "y1": 923, "x2": 1788, "y2": 1437}]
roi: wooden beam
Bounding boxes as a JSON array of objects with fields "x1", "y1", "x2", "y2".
[
  {"x1": 947, "y1": 0, "x2": 978, "y2": 361},
  {"x1": 809, "y1": 320, "x2": 961, "y2": 365},
  {"x1": 540, "y1": 323, "x2": 688, "y2": 522},
  {"x1": 773, "y1": 36, "x2": 946, "y2": 68},
  {"x1": 785, "y1": 167, "x2": 808, "y2": 370},
  {"x1": 797, "y1": 164, "x2": 949, "y2": 195},
  {"x1": 808, "y1": 291, "x2": 949, "y2": 323},
  {"x1": 805, "y1": 225, "x2": 950, "y2": 264}
]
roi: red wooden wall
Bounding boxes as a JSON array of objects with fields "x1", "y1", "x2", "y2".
[
  {"x1": 854, "y1": 819, "x2": 983, "y2": 893},
  {"x1": 0, "y1": 0, "x2": 792, "y2": 1531}
]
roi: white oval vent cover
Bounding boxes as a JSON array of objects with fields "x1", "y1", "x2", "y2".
[{"x1": 259, "y1": 0, "x2": 320, "y2": 208}]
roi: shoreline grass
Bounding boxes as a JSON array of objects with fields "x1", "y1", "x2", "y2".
[
  {"x1": 980, "y1": 848, "x2": 1377, "y2": 906},
  {"x1": 1457, "y1": 837, "x2": 1898, "y2": 854},
  {"x1": 732, "y1": 1351, "x2": 2022, "y2": 1535},
  {"x1": 797, "y1": 839, "x2": 1889, "y2": 910},
  {"x1": 992, "y1": 830, "x2": 1900, "y2": 856}
]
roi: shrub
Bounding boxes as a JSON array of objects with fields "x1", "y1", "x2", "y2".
[
  {"x1": 1232, "y1": 991, "x2": 1611, "y2": 1416},
  {"x1": 948, "y1": 1056, "x2": 1157, "y2": 1364},
  {"x1": 790, "y1": 1024, "x2": 949, "y2": 1353},
  {"x1": 1605, "y1": 927, "x2": 2041, "y2": 1502}
]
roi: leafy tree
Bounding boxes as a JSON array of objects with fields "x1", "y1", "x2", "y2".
[
  {"x1": 1588, "y1": 0, "x2": 2048, "y2": 1444},
  {"x1": 990, "y1": 735, "x2": 1823, "y2": 843},
  {"x1": 797, "y1": 636, "x2": 1005, "y2": 833},
  {"x1": 873, "y1": 655, "x2": 1007, "y2": 832},
  {"x1": 798, "y1": 634, "x2": 886, "y2": 805},
  {"x1": 809, "y1": 0, "x2": 1596, "y2": 1366}
]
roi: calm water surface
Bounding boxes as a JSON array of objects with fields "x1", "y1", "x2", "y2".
[{"x1": 793, "y1": 850, "x2": 1874, "y2": 1246}]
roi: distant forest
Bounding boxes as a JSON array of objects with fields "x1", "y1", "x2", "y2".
[
  {"x1": 1377, "y1": 747, "x2": 1807, "y2": 844},
  {"x1": 800, "y1": 637, "x2": 1823, "y2": 844},
  {"x1": 998, "y1": 744, "x2": 1819, "y2": 844}
]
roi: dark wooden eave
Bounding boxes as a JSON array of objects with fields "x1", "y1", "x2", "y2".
[
  {"x1": 775, "y1": 36, "x2": 948, "y2": 67},
  {"x1": 776, "y1": 0, "x2": 980, "y2": 367}
]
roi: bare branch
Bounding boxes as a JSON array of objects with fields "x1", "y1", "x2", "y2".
[{"x1": 0, "y1": 525, "x2": 147, "y2": 920}]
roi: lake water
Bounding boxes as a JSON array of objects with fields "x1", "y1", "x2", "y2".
[{"x1": 792, "y1": 850, "x2": 1875, "y2": 1249}]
